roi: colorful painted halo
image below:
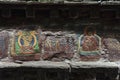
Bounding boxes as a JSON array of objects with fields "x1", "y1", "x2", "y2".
[{"x1": 15, "y1": 30, "x2": 40, "y2": 55}]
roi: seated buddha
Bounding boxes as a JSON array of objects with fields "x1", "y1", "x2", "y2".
[{"x1": 78, "y1": 26, "x2": 102, "y2": 61}]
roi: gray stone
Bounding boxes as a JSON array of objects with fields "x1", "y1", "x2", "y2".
[
  {"x1": 0, "y1": 62, "x2": 21, "y2": 68},
  {"x1": 101, "y1": 1, "x2": 120, "y2": 5},
  {"x1": 21, "y1": 61, "x2": 70, "y2": 69},
  {"x1": 69, "y1": 61, "x2": 118, "y2": 69}
]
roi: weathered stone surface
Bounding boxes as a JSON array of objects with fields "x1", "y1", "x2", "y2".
[
  {"x1": 0, "y1": 0, "x2": 119, "y2": 5},
  {"x1": 0, "y1": 61, "x2": 70, "y2": 69},
  {"x1": 0, "y1": 1, "x2": 118, "y2": 80},
  {"x1": 22, "y1": 61, "x2": 70, "y2": 69},
  {"x1": 69, "y1": 61, "x2": 118, "y2": 69},
  {"x1": 0, "y1": 60, "x2": 119, "y2": 69},
  {"x1": 0, "y1": 62, "x2": 21, "y2": 68},
  {"x1": 64, "y1": 1, "x2": 100, "y2": 4},
  {"x1": 101, "y1": 1, "x2": 120, "y2": 5}
]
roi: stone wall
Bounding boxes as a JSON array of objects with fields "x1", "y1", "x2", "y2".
[
  {"x1": 0, "y1": 2, "x2": 119, "y2": 80},
  {"x1": 0, "y1": 2, "x2": 120, "y2": 32},
  {"x1": 0, "y1": 2, "x2": 119, "y2": 39}
]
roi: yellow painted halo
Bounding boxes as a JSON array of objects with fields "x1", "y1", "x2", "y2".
[{"x1": 18, "y1": 32, "x2": 37, "y2": 47}]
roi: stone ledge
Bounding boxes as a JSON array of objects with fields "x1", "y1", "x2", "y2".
[
  {"x1": 0, "y1": 62, "x2": 21, "y2": 68},
  {"x1": 0, "y1": 61, "x2": 119, "y2": 70},
  {"x1": 64, "y1": 1, "x2": 100, "y2": 5},
  {"x1": 69, "y1": 61, "x2": 119, "y2": 73},
  {"x1": 69, "y1": 61, "x2": 118, "y2": 69},
  {"x1": 101, "y1": 1, "x2": 120, "y2": 5},
  {"x1": 22, "y1": 61, "x2": 70, "y2": 69},
  {"x1": 0, "y1": 1, "x2": 119, "y2": 5},
  {"x1": 0, "y1": 61, "x2": 70, "y2": 69}
]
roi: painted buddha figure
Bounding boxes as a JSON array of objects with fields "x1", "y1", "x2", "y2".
[
  {"x1": 15, "y1": 30, "x2": 40, "y2": 55},
  {"x1": 78, "y1": 27, "x2": 101, "y2": 60}
]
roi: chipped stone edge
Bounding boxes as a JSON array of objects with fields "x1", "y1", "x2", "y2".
[
  {"x1": 0, "y1": 1, "x2": 120, "y2": 5},
  {"x1": 0, "y1": 61, "x2": 119, "y2": 69}
]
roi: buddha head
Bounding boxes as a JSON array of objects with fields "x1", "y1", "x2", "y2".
[{"x1": 84, "y1": 26, "x2": 96, "y2": 36}]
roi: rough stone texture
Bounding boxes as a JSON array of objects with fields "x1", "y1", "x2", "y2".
[
  {"x1": 0, "y1": 0, "x2": 120, "y2": 5},
  {"x1": 0, "y1": 60, "x2": 119, "y2": 69},
  {"x1": 0, "y1": 62, "x2": 21, "y2": 68},
  {"x1": 0, "y1": 1, "x2": 119, "y2": 80},
  {"x1": 22, "y1": 61, "x2": 70, "y2": 69},
  {"x1": 0, "y1": 61, "x2": 70, "y2": 69},
  {"x1": 101, "y1": 1, "x2": 120, "y2": 5},
  {"x1": 69, "y1": 61, "x2": 118, "y2": 68}
]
